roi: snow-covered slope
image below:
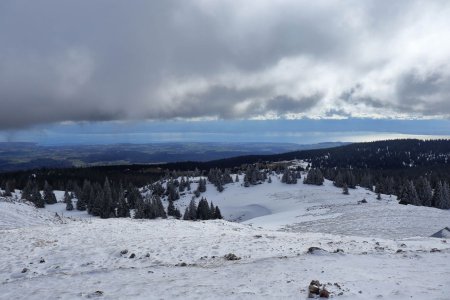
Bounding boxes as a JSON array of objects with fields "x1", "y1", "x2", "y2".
[
  {"x1": 0, "y1": 199, "x2": 61, "y2": 229},
  {"x1": 163, "y1": 175, "x2": 450, "y2": 238},
  {"x1": 0, "y1": 192, "x2": 90, "y2": 230},
  {"x1": 1, "y1": 218, "x2": 449, "y2": 299},
  {"x1": 1, "y1": 173, "x2": 450, "y2": 299}
]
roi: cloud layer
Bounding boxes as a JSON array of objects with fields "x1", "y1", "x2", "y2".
[{"x1": 1, "y1": 0, "x2": 450, "y2": 129}]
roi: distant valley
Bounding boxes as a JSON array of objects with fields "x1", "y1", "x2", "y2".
[{"x1": 0, "y1": 142, "x2": 347, "y2": 172}]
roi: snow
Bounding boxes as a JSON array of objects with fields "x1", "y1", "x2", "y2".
[
  {"x1": 1, "y1": 219, "x2": 449, "y2": 299},
  {"x1": 1, "y1": 169, "x2": 450, "y2": 299},
  {"x1": 165, "y1": 174, "x2": 450, "y2": 238},
  {"x1": 0, "y1": 199, "x2": 60, "y2": 229}
]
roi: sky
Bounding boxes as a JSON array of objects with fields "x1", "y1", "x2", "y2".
[{"x1": 1, "y1": 0, "x2": 450, "y2": 144}]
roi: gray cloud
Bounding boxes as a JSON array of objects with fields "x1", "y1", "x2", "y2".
[{"x1": 1, "y1": 0, "x2": 450, "y2": 129}]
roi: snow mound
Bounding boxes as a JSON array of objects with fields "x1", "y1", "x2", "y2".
[
  {"x1": 0, "y1": 199, "x2": 61, "y2": 229},
  {"x1": 430, "y1": 227, "x2": 450, "y2": 238}
]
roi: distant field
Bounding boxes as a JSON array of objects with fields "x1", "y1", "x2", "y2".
[{"x1": 0, "y1": 142, "x2": 346, "y2": 172}]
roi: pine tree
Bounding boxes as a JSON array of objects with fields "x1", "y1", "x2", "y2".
[
  {"x1": 152, "y1": 195, "x2": 167, "y2": 219},
  {"x1": 442, "y1": 182, "x2": 450, "y2": 209},
  {"x1": 173, "y1": 207, "x2": 182, "y2": 219},
  {"x1": 415, "y1": 177, "x2": 433, "y2": 206},
  {"x1": 268, "y1": 176, "x2": 272, "y2": 183},
  {"x1": 167, "y1": 199, "x2": 178, "y2": 218},
  {"x1": 243, "y1": 175, "x2": 250, "y2": 187},
  {"x1": 303, "y1": 169, "x2": 324, "y2": 185},
  {"x1": 197, "y1": 198, "x2": 211, "y2": 220},
  {"x1": 91, "y1": 185, "x2": 104, "y2": 217},
  {"x1": 399, "y1": 180, "x2": 419, "y2": 205},
  {"x1": 385, "y1": 177, "x2": 395, "y2": 196},
  {"x1": 101, "y1": 178, "x2": 113, "y2": 218},
  {"x1": 188, "y1": 198, "x2": 197, "y2": 220},
  {"x1": 214, "y1": 206, "x2": 223, "y2": 219},
  {"x1": 126, "y1": 183, "x2": 141, "y2": 209},
  {"x1": 334, "y1": 172, "x2": 344, "y2": 187},
  {"x1": 186, "y1": 179, "x2": 191, "y2": 191},
  {"x1": 342, "y1": 184, "x2": 349, "y2": 195},
  {"x1": 209, "y1": 201, "x2": 215, "y2": 219},
  {"x1": 77, "y1": 180, "x2": 90, "y2": 211},
  {"x1": 183, "y1": 206, "x2": 190, "y2": 220},
  {"x1": 235, "y1": 175, "x2": 239, "y2": 182},
  {"x1": 31, "y1": 187, "x2": 45, "y2": 208},
  {"x1": 63, "y1": 190, "x2": 71, "y2": 204},
  {"x1": 21, "y1": 179, "x2": 34, "y2": 201},
  {"x1": 43, "y1": 181, "x2": 57, "y2": 204},
  {"x1": 66, "y1": 199, "x2": 74, "y2": 211},
  {"x1": 432, "y1": 181, "x2": 443, "y2": 208},
  {"x1": 73, "y1": 182, "x2": 82, "y2": 202},
  {"x1": 134, "y1": 195, "x2": 146, "y2": 219},
  {"x1": 116, "y1": 184, "x2": 130, "y2": 218},
  {"x1": 434, "y1": 181, "x2": 450, "y2": 209},
  {"x1": 197, "y1": 178, "x2": 207, "y2": 193},
  {"x1": 3, "y1": 181, "x2": 13, "y2": 197}
]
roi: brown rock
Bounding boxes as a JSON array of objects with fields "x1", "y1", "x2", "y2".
[{"x1": 319, "y1": 288, "x2": 330, "y2": 298}]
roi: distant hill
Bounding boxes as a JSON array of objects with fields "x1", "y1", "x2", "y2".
[{"x1": 0, "y1": 142, "x2": 347, "y2": 172}]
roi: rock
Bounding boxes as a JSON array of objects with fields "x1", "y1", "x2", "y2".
[
  {"x1": 224, "y1": 253, "x2": 241, "y2": 261},
  {"x1": 310, "y1": 280, "x2": 321, "y2": 286},
  {"x1": 430, "y1": 248, "x2": 441, "y2": 253},
  {"x1": 396, "y1": 249, "x2": 404, "y2": 253},
  {"x1": 307, "y1": 247, "x2": 328, "y2": 255},
  {"x1": 39, "y1": 258, "x2": 45, "y2": 263},
  {"x1": 120, "y1": 249, "x2": 128, "y2": 255},
  {"x1": 308, "y1": 280, "x2": 321, "y2": 296},
  {"x1": 430, "y1": 227, "x2": 450, "y2": 238},
  {"x1": 333, "y1": 248, "x2": 344, "y2": 253},
  {"x1": 309, "y1": 284, "x2": 320, "y2": 295},
  {"x1": 320, "y1": 288, "x2": 330, "y2": 298},
  {"x1": 129, "y1": 253, "x2": 136, "y2": 259},
  {"x1": 87, "y1": 291, "x2": 104, "y2": 298},
  {"x1": 21, "y1": 268, "x2": 28, "y2": 273}
]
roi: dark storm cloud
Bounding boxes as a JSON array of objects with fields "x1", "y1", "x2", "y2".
[
  {"x1": 265, "y1": 95, "x2": 321, "y2": 114},
  {"x1": 1, "y1": 0, "x2": 450, "y2": 129}
]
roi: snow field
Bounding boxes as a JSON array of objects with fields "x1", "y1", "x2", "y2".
[{"x1": 1, "y1": 169, "x2": 450, "y2": 299}]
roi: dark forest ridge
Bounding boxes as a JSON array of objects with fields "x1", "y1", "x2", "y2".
[
  {"x1": 1, "y1": 138, "x2": 450, "y2": 191},
  {"x1": 159, "y1": 138, "x2": 450, "y2": 170}
]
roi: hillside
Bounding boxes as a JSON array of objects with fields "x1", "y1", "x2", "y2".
[{"x1": 1, "y1": 170, "x2": 449, "y2": 299}]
